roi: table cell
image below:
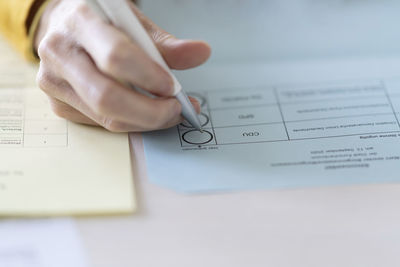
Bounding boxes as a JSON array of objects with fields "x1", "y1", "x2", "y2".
[
  {"x1": 24, "y1": 107, "x2": 63, "y2": 120},
  {"x1": 0, "y1": 90, "x2": 24, "y2": 104},
  {"x1": 0, "y1": 120, "x2": 23, "y2": 134},
  {"x1": 24, "y1": 120, "x2": 67, "y2": 134},
  {"x1": 24, "y1": 89, "x2": 49, "y2": 108},
  {"x1": 181, "y1": 129, "x2": 216, "y2": 147},
  {"x1": 278, "y1": 81, "x2": 384, "y2": 104},
  {"x1": 287, "y1": 114, "x2": 400, "y2": 140},
  {"x1": 389, "y1": 95, "x2": 400, "y2": 114},
  {"x1": 180, "y1": 112, "x2": 211, "y2": 130},
  {"x1": 213, "y1": 124, "x2": 288, "y2": 144},
  {"x1": 24, "y1": 134, "x2": 67, "y2": 147},
  {"x1": 210, "y1": 105, "x2": 282, "y2": 128},
  {"x1": 281, "y1": 96, "x2": 392, "y2": 121},
  {"x1": 0, "y1": 135, "x2": 23, "y2": 147},
  {"x1": 0, "y1": 107, "x2": 23, "y2": 119},
  {"x1": 207, "y1": 88, "x2": 276, "y2": 109}
]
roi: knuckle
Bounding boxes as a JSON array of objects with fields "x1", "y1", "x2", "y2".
[
  {"x1": 100, "y1": 40, "x2": 130, "y2": 74},
  {"x1": 65, "y1": 2, "x2": 111, "y2": 41},
  {"x1": 36, "y1": 69, "x2": 53, "y2": 94},
  {"x1": 68, "y1": 3, "x2": 91, "y2": 25},
  {"x1": 74, "y1": 2, "x2": 91, "y2": 17},
  {"x1": 37, "y1": 32, "x2": 65, "y2": 59},
  {"x1": 64, "y1": 3, "x2": 93, "y2": 33}
]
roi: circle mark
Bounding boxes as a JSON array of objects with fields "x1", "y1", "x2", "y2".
[
  {"x1": 181, "y1": 113, "x2": 210, "y2": 128},
  {"x1": 182, "y1": 130, "x2": 214, "y2": 145}
]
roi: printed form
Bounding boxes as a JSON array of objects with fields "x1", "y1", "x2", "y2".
[{"x1": 143, "y1": 59, "x2": 400, "y2": 193}]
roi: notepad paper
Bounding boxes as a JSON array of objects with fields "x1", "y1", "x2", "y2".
[
  {"x1": 0, "y1": 38, "x2": 135, "y2": 216},
  {"x1": 0, "y1": 87, "x2": 135, "y2": 216}
]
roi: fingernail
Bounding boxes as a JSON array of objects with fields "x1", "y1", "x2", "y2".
[{"x1": 163, "y1": 37, "x2": 184, "y2": 47}]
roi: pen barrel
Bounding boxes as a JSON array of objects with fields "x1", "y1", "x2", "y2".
[{"x1": 95, "y1": 0, "x2": 183, "y2": 96}]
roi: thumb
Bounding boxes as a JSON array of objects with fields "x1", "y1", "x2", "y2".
[{"x1": 130, "y1": 3, "x2": 211, "y2": 70}]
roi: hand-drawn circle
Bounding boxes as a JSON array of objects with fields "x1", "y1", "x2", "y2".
[
  {"x1": 188, "y1": 92, "x2": 206, "y2": 107},
  {"x1": 181, "y1": 113, "x2": 210, "y2": 128},
  {"x1": 182, "y1": 130, "x2": 213, "y2": 145}
]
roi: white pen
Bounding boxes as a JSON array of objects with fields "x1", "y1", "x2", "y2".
[{"x1": 86, "y1": 0, "x2": 203, "y2": 131}]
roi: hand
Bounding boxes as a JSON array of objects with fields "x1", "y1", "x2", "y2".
[{"x1": 34, "y1": 0, "x2": 211, "y2": 132}]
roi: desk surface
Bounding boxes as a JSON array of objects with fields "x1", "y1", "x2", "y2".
[
  {"x1": 77, "y1": 135, "x2": 400, "y2": 267},
  {"x1": 1, "y1": 36, "x2": 399, "y2": 267}
]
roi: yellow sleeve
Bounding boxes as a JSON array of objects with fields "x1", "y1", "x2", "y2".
[
  {"x1": 0, "y1": 0, "x2": 135, "y2": 62},
  {"x1": 0, "y1": 0, "x2": 44, "y2": 61}
]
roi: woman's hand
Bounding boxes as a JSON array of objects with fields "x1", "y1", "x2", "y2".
[{"x1": 34, "y1": 0, "x2": 211, "y2": 132}]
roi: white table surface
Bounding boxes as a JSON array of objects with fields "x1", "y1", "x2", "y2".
[
  {"x1": 2, "y1": 2, "x2": 400, "y2": 265},
  {"x1": 77, "y1": 134, "x2": 400, "y2": 267}
]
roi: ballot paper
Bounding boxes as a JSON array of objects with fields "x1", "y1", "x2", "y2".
[
  {"x1": 140, "y1": 0, "x2": 400, "y2": 193},
  {"x1": 143, "y1": 58, "x2": 400, "y2": 193},
  {"x1": 0, "y1": 219, "x2": 88, "y2": 267},
  {"x1": 0, "y1": 38, "x2": 135, "y2": 216}
]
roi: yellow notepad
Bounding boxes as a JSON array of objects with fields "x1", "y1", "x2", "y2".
[
  {"x1": 0, "y1": 38, "x2": 136, "y2": 217},
  {"x1": 0, "y1": 87, "x2": 136, "y2": 216}
]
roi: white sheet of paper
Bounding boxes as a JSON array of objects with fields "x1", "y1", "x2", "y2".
[
  {"x1": 0, "y1": 219, "x2": 88, "y2": 267},
  {"x1": 143, "y1": 57, "x2": 400, "y2": 193}
]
